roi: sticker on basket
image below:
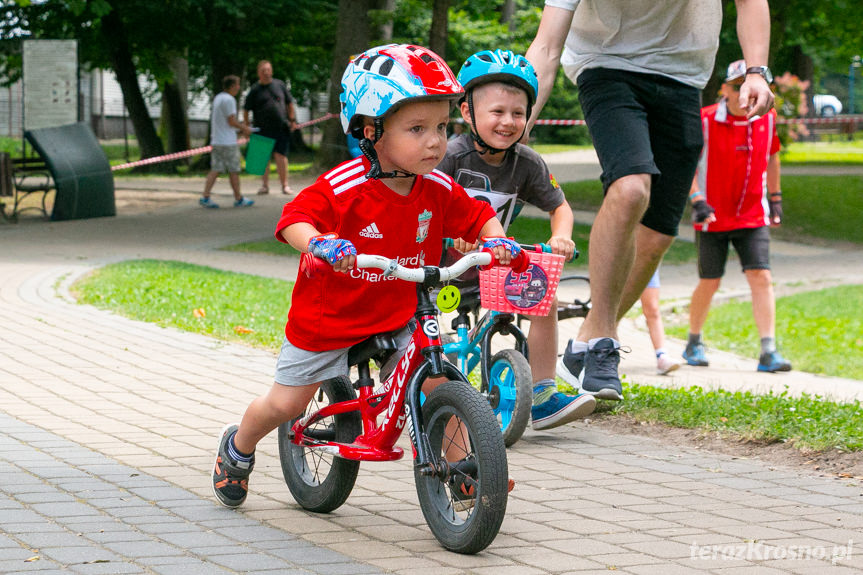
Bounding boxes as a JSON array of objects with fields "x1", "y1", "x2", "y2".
[
  {"x1": 436, "y1": 285, "x2": 461, "y2": 313},
  {"x1": 503, "y1": 264, "x2": 548, "y2": 310}
]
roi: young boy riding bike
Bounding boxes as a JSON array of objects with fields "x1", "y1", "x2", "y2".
[
  {"x1": 437, "y1": 49, "x2": 595, "y2": 431},
  {"x1": 213, "y1": 44, "x2": 521, "y2": 508}
]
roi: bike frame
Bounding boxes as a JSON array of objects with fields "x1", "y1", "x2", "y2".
[{"x1": 290, "y1": 284, "x2": 467, "y2": 473}]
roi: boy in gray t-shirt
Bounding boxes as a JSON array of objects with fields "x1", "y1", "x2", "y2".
[{"x1": 437, "y1": 49, "x2": 595, "y2": 431}]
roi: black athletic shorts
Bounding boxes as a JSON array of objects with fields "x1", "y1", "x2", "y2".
[
  {"x1": 260, "y1": 127, "x2": 291, "y2": 157},
  {"x1": 577, "y1": 68, "x2": 704, "y2": 237},
  {"x1": 696, "y1": 226, "x2": 771, "y2": 279}
]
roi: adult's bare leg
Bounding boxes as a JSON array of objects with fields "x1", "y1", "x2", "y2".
[
  {"x1": 577, "y1": 174, "x2": 651, "y2": 343},
  {"x1": 617, "y1": 225, "x2": 675, "y2": 323},
  {"x1": 745, "y1": 268, "x2": 775, "y2": 339},
  {"x1": 274, "y1": 152, "x2": 290, "y2": 192}
]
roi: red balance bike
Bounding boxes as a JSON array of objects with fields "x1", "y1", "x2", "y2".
[{"x1": 278, "y1": 248, "x2": 528, "y2": 554}]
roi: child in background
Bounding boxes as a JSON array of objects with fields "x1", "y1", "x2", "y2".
[
  {"x1": 640, "y1": 269, "x2": 681, "y2": 375},
  {"x1": 437, "y1": 49, "x2": 595, "y2": 431},
  {"x1": 213, "y1": 44, "x2": 520, "y2": 509}
]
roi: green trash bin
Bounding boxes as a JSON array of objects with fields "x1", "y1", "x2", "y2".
[{"x1": 245, "y1": 134, "x2": 276, "y2": 175}]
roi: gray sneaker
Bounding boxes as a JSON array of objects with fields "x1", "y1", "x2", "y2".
[
  {"x1": 555, "y1": 339, "x2": 585, "y2": 389},
  {"x1": 581, "y1": 338, "x2": 623, "y2": 401}
]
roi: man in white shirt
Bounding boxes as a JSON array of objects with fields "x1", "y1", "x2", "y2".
[
  {"x1": 526, "y1": 0, "x2": 775, "y2": 399},
  {"x1": 200, "y1": 75, "x2": 254, "y2": 208}
]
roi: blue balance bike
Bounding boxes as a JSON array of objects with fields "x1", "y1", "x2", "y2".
[{"x1": 439, "y1": 241, "x2": 563, "y2": 447}]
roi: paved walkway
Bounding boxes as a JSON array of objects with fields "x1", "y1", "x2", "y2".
[{"x1": 1, "y1": 177, "x2": 862, "y2": 574}]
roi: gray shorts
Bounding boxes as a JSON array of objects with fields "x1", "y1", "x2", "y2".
[
  {"x1": 211, "y1": 145, "x2": 241, "y2": 173},
  {"x1": 275, "y1": 325, "x2": 413, "y2": 387}
]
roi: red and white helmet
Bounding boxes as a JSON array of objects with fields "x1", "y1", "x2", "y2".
[{"x1": 340, "y1": 44, "x2": 463, "y2": 137}]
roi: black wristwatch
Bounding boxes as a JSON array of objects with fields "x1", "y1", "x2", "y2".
[{"x1": 745, "y1": 65, "x2": 773, "y2": 84}]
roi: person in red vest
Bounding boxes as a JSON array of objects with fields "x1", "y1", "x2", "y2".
[{"x1": 683, "y1": 59, "x2": 791, "y2": 373}]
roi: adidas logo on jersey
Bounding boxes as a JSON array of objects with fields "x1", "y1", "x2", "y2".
[{"x1": 359, "y1": 222, "x2": 383, "y2": 239}]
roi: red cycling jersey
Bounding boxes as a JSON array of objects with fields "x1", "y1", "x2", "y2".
[
  {"x1": 694, "y1": 101, "x2": 781, "y2": 232},
  {"x1": 276, "y1": 156, "x2": 496, "y2": 351}
]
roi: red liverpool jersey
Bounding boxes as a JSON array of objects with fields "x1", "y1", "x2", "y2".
[
  {"x1": 276, "y1": 157, "x2": 496, "y2": 351},
  {"x1": 694, "y1": 101, "x2": 781, "y2": 232}
]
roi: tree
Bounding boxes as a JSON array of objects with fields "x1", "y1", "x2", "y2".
[
  {"x1": 100, "y1": 4, "x2": 166, "y2": 161},
  {"x1": 318, "y1": 0, "x2": 371, "y2": 169},
  {"x1": 429, "y1": 0, "x2": 450, "y2": 58}
]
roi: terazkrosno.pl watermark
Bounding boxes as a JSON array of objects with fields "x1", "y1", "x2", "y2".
[{"x1": 690, "y1": 539, "x2": 854, "y2": 565}]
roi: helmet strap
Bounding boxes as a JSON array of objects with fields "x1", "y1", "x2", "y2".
[{"x1": 358, "y1": 119, "x2": 414, "y2": 180}]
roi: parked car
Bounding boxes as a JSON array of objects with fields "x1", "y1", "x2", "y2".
[{"x1": 813, "y1": 94, "x2": 843, "y2": 117}]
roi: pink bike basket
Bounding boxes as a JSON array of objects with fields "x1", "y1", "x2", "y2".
[{"x1": 478, "y1": 251, "x2": 564, "y2": 317}]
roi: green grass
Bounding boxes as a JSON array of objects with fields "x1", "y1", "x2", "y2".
[
  {"x1": 667, "y1": 284, "x2": 863, "y2": 380},
  {"x1": 72, "y1": 259, "x2": 863, "y2": 453},
  {"x1": 602, "y1": 382, "x2": 863, "y2": 452},
  {"x1": 782, "y1": 139, "x2": 863, "y2": 164},
  {"x1": 72, "y1": 259, "x2": 292, "y2": 350},
  {"x1": 563, "y1": 174, "x2": 863, "y2": 245},
  {"x1": 508, "y1": 217, "x2": 697, "y2": 266},
  {"x1": 529, "y1": 143, "x2": 595, "y2": 155},
  {"x1": 222, "y1": 237, "x2": 300, "y2": 257},
  {"x1": 223, "y1": 215, "x2": 697, "y2": 266},
  {"x1": 775, "y1": 175, "x2": 863, "y2": 244}
]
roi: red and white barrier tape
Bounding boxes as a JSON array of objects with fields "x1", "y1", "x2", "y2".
[
  {"x1": 111, "y1": 112, "x2": 339, "y2": 171},
  {"x1": 535, "y1": 119, "x2": 586, "y2": 126}
]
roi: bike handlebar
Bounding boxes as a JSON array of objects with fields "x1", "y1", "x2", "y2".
[{"x1": 357, "y1": 249, "x2": 527, "y2": 283}]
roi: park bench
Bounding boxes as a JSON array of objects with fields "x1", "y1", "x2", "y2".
[{"x1": 0, "y1": 152, "x2": 55, "y2": 221}]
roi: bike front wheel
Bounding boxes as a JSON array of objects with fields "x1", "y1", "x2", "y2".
[
  {"x1": 487, "y1": 349, "x2": 533, "y2": 447},
  {"x1": 415, "y1": 381, "x2": 508, "y2": 554},
  {"x1": 278, "y1": 377, "x2": 361, "y2": 513}
]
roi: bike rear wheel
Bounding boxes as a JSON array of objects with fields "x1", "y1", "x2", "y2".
[
  {"x1": 487, "y1": 349, "x2": 532, "y2": 447},
  {"x1": 415, "y1": 381, "x2": 508, "y2": 554},
  {"x1": 278, "y1": 377, "x2": 361, "y2": 513}
]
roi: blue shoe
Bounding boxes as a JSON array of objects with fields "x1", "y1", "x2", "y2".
[
  {"x1": 682, "y1": 342, "x2": 709, "y2": 367},
  {"x1": 234, "y1": 197, "x2": 254, "y2": 207},
  {"x1": 758, "y1": 351, "x2": 791, "y2": 373},
  {"x1": 199, "y1": 197, "x2": 219, "y2": 208},
  {"x1": 531, "y1": 383, "x2": 596, "y2": 431},
  {"x1": 581, "y1": 338, "x2": 624, "y2": 401},
  {"x1": 555, "y1": 340, "x2": 585, "y2": 389}
]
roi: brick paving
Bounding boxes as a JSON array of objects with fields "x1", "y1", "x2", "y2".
[{"x1": 0, "y1": 179, "x2": 862, "y2": 574}]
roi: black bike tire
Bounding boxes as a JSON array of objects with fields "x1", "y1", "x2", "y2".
[
  {"x1": 277, "y1": 378, "x2": 361, "y2": 513},
  {"x1": 414, "y1": 381, "x2": 508, "y2": 554},
  {"x1": 488, "y1": 349, "x2": 533, "y2": 447}
]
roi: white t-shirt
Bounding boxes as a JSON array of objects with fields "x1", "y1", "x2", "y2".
[
  {"x1": 546, "y1": 0, "x2": 722, "y2": 89},
  {"x1": 210, "y1": 91, "x2": 239, "y2": 146}
]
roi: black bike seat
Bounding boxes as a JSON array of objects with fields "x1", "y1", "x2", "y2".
[{"x1": 347, "y1": 333, "x2": 399, "y2": 367}]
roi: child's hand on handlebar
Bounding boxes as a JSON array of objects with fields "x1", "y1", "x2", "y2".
[
  {"x1": 481, "y1": 237, "x2": 521, "y2": 266},
  {"x1": 547, "y1": 235, "x2": 576, "y2": 262},
  {"x1": 451, "y1": 238, "x2": 478, "y2": 253},
  {"x1": 308, "y1": 233, "x2": 357, "y2": 273}
]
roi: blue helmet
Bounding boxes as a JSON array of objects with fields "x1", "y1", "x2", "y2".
[
  {"x1": 456, "y1": 50, "x2": 538, "y2": 155},
  {"x1": 456, "y1": 49, "x2": 538, "y2": 108}
]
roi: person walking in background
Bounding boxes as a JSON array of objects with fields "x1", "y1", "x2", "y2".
[
  {"x1": 640, "y1": 269, "x2": 681, "y2": 375},
  {"x1": 683, "y1": 59, "x2": 791, "y2": 373},
  {"x1": 200, "y1": 75, "x2": 254, "y2": 209},
  {"x1": 243, "y1": 60, "x2": 296, "y2": 196},
  {"x1": 525, "y1": 0, "x2": 774, "y2": 401}
]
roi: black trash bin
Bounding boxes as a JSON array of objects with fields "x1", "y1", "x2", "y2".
[{"x1": 25, "y1": 122, "x2": 115, "y2": 221}]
